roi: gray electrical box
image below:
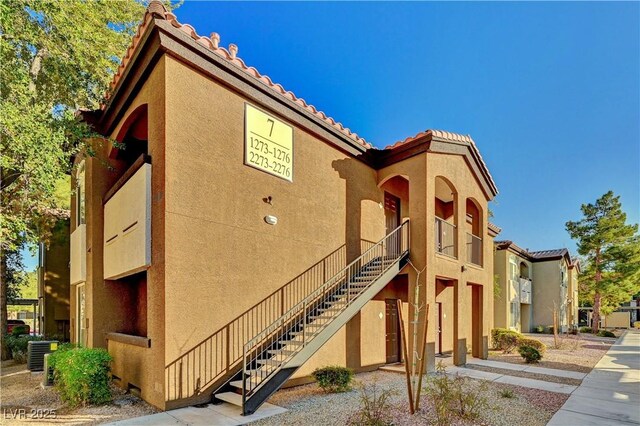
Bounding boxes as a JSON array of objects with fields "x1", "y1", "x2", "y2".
[
  {"x1": 42, "y1": 353, "x2": 54, "y2": 386},
  {"x1": 27, "y1": 341, "x2": 59, "y2": 372}
]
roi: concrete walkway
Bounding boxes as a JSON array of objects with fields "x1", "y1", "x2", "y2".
[
  {"x1": 108, "y1": 401, "x2": 286, "y2": 426},
  {"x1": 446, "y1": 365, "x2": 577, "y2": 394},
  {"x1": 548, "y1": 329, "x2": 640, "y2": 426},
  {"x1": 466, "y1": 358, "x2": 587, "y2": 380},
  {"x1": 380, "y1": 360, "x2": 578, "y2": 394}
]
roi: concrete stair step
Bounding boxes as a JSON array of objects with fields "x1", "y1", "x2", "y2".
[{"x1": 215, "y1": 391, "x2": 242, "y2": 407}]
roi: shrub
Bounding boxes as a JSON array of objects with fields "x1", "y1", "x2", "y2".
[
  {"x1": 596, "y1": 330, "x2": 615, "y2": 338},
  {"x1": 546, "y1": 326, "x2": 555, "y2": 334},
  {"x1": 579, "y1": 327, "x2": 592, "y2": 334},
  {"x1": 518, "y1": 345, "x2": 542, "y2": 363},
  {"x1": 425, "y1": 362, "x2": 490, "y2": 425},
  {"x1": 312, "y1": 366, "x2": 354, "y2": 393},
  {"x1": 499, "y1": 388, "x2": 515, "y2": 398},
  {"x1": 533, "y1": 325, "x2": 545, "y2": 334},
  {"x1": 634, "y1": 321, "x2": 640, "y2": 329},
  {"x1": 51, "y1": 347, "x2": 113, "y2": 406},
  {"x1": 5, "y1": 335, "x2": 43, "y2": 363},
  {"x1": 11, "y1": 325, "x2": 29, "y2": 336},
  {"x1": 518, "y1": 337, "x2": 546, "y2": 355},
  {"x1": 491, "y1": 328, "x2": 522, "y2": 353},
  {"x1": 348, "y1": 382, "x2": 395, "y2": 426}
]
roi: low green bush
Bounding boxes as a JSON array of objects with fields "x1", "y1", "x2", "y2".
[
  {"x1": 491, "y1": 328, "x2": 522, "y2": 353},
  {"x1": 4, "y1": 334, "x2": 43, "y2": 363},
  {"x1": 312, "y1": 365, "x2": 354, "y2": 393},
  {"x1": 579, "y1": 326, "x2": 592, "y2": 334},
  {"x1": 596, "y1": 330, "x2": 615, "y2": 338},
  {"x1": 11, "y1": 325, "x2": 29, "y2": 336},
  {"x1": 519, "y1": 337, "x2": 546, "y2": 355},
  {"x1": 518, "y1": 345, "x2": 542, "y2": 363},
  {"x1": 546, "y1": 326, "x2": 555, "y2": 334},
  {"x1": 533, "y1": 325, "x2": 545, "y2": 334},
  {"x1": 50, "y1": 347, "x2": 113, "y2": 406}
]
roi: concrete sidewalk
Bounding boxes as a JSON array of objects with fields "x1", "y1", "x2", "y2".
[
  {"x1": 381, "y1": 360, "x2": 578, "y2": 394},
  {"x1": 548, "y1": 329, "x2": 640, "y2": 426},
  {"x1": 108, "y1": 401, "x2": 286, "y2": 426},
  {"x1": 466, "y1": 358, "x2": 587, "y2": 380}
]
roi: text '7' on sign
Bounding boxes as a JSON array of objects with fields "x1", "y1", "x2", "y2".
[{"x1": 244, "y1": 103, "x2": 294, "y2": 182}]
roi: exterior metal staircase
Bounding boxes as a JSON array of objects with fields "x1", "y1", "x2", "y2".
[{"x1": 213, "y1": 221, "x2": 410, "y2": 415}]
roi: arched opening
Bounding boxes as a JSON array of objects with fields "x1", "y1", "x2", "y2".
[
  {"x1": 465, "y1": 198, "x2": 483, "y2": 266},
  {"x1": 434, "y1": 176, "x2": 457, "y2": 258},
  {"x1": 111, "y1": 104, "x2": 149, "y2": 173},
  {"x1": 519, "y1": 262, "x2": 529, "y2": 279}
]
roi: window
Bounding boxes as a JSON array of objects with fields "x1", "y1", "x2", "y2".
[{"x1": 75, "y1": 162, "x2": 85, "y2": 226}]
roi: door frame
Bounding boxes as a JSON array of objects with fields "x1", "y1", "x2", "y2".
[{"x1": 385, "y1": 299, "x2": 402, "y2": 364}]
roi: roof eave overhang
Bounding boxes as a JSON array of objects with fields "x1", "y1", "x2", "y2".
[
  {"x1": 93, "y1": 18, "x2": 371, "y2": 163},
  {"x1": 374, "y1": 133, "x2": 498, "y2": 201}
]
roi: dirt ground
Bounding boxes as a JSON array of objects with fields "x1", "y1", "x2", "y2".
[
  {"x1": 1, "y1": 360, "x2": 158, "y2": 425},
  {"x1": 488, "y1": 333, "x2": 613, "y2": 373}
]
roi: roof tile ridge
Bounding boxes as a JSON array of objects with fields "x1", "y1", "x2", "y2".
[{"x1": 105, "y1": 1, "x2": 371, "y2": 149}]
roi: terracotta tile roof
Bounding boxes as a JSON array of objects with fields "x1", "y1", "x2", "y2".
[
  {"x1": 488, "y1": 222, "x2": 502, "y2": 235},
  {"x1": 105, "y1": 1, "x2": 498, "y2": 195},
  {"x1": 106, "y1": 1, "x2": 371, "y2": 149},
  {"x1": 386, "y1": 129, "x2": 497, "y2": 194}
]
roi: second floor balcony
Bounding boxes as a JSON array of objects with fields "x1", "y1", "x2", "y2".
[{"x1": 519, "y1": 277, "x2": 532, "y2": 304}]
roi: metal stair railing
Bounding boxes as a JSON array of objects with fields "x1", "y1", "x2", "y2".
[{"x1": 241, "y1": 220, "x2": 409, "y2": 406}]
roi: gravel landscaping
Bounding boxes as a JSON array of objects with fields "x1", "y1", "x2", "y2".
[
  {"x1": 1, "y1": 361, "x2": 158, "y2": 425},
  {"x1": 489, "y1": 334, "x2": 612, "y2": 373},
  {"x1": 252, "y1": 370, "x2": 569, "y2": 426}
]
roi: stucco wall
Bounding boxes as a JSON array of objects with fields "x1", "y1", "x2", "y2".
[{"x1": 162, "y1": 56, "x2": 388, "y2": 392}]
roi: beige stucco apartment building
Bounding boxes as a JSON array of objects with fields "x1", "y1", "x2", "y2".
[
  {"x1": 494, "y1": 241, "x2": 579, "y2": 333},
  {"x1": 69, "y1": 2, "x2": 499, "y2": 414}
]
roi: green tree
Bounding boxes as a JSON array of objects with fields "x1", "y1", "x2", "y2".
[
  {"x1": 0, "y1": 0, "x2": 151, "y2": 359},
  {"x1": 566, "y1": 191, "x2": 640, "y2": 333}
]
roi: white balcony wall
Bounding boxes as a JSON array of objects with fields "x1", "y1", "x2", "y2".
[
  {"x1": 104, "y1": 164, "x2": 151, "y2": 280},
  {"x1": 70, "y1": 224, "x2": 86, "y2": 284},
  {"x1": 519, "y1": 278, "x2": 532, "y2": 304}
]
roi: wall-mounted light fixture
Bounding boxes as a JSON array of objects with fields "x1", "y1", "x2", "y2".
[{"x1": 264, "y1": 215, "x2": 278, "y2": 225}]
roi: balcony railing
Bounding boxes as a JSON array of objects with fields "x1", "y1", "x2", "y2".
[
  {"x1": 466, "y1": 233, "x2": 483, "y2": 266},
  {"x1": 435, "y1": 217, "x2": 456, "y2": 258},
  {"x1": 519, "y1": 277, "x2": 532, "y2": 304}
]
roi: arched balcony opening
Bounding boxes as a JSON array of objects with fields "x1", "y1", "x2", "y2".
[
  {"x1": 465, "y1": 198, "x2": 483, "y2": 266},
  {"x1": 111, "y1": 104, "x2": 149, "y2": 175},
  {"x1": 434, "y1": 176, "x2": 457, "y2": 258},
  {"x1": 519, "y1": 262, "x2": 529, "y2": 279}
]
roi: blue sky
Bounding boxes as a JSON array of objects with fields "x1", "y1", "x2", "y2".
[{"x1": 22, "y1": 1, "x2": 640, "y2": 269}]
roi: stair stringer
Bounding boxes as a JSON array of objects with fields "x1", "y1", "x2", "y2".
[{"x1": 242, "y1": 253, "x2": 408, "y2": 415}]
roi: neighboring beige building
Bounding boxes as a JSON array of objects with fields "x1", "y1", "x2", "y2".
[
  {"x1": 494, "y1": 242, "x2": 578, "y2": 333},
  {"x1": 69, "y1": 2, "x2": 499, "y2": 414}
]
